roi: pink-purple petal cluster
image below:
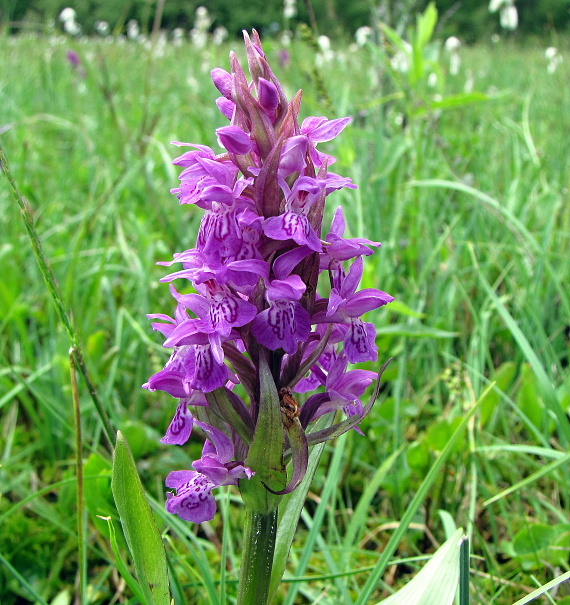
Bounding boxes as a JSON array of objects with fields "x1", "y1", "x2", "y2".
[{"x1": 145, "y1": 31, "x2": 393, "y2": 524}]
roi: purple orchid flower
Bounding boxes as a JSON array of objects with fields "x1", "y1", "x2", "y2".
[
  {"x1": 263, "y1": 176, "x2": 326, "y2": 252},
  {"x1": 145, "y1": 30, "x2": 393, "y2": 524},
  {"x1": 313, "y1": 257, "x2": 394, "y2": 362},
  {"x1": 305, "y1": 353, "x2": 376, "y2": 428},
  {"x1": 251, "y1": 275, "x2": 311, "y2": 354},
  {"x1": 165, "y1": 421, "x2": 254, "y2": 522},
  {"x1": 160, "y1": 392, "x2": 208, "y2": 445}
]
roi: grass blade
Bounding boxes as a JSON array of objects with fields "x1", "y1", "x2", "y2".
[
  {"x1": 0, "y1": 552, "x2": 50, "y2": 605},
  {"x1": 511, "y1": 570, "x2": 570, "y2": 605},
  {"x1": 467, "y1": 242, "x2": 570, "y2": 445},
  {"x1": 0, "y1": 144, "x2": 115, "y2": 449},
  {"x1": 483, "y1": 451, "x2": 570, "y2": 507}
]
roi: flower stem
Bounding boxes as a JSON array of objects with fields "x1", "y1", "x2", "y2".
[{"x1": 237, "y1": 507, "x2": 278, "y2": 605}]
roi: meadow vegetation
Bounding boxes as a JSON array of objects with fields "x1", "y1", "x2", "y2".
[{"x1": 1, "y1": 28, "x2": 569, "y2": 604}]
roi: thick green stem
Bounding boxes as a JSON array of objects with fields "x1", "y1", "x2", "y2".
[{"x1": 237, "y1": 508, "x2": 278, "y2": 605}]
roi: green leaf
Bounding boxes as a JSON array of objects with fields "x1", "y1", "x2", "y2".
[
  {"x1": 479, "y1": 362, "x2": 517, "y2": 427},
  {"x1": 384, "y1": 299, "x2": 425, "y2": 319},
  {"x1": 50, "y1": 590, "x2": 71, "y2": 605},
  {"x1": 407, "y1": 438, "x2": 431, "y2": 473},
  {"x1": 410, "y1": 92, "x2": 493, "y2": 118},
  {"x1": 205, "y1": 386, "x2": 254, "y2": 446},
  {"x1": 410, "y1": 2, "x2": 437, "y2": 84},
  {"x1": 242, "y1": 353, "x2": 286, "y2": 511},
  {"x1": 512, "y1": 523, "x2": 555, "y2": 556},
  {"x1": 415, "y1": 2, "x2": 438, "y2": 51},
  {"x1": 267, "y1": 417, "x2": 332, "y2": 603},
  {"x1": 354, "y1": 382, "x2": 492, "y2": 605},
  {"x1": 343, "y1": 446, "x2": 403, "y2": 553},
  {"x1": 438, "y1": 510, "x2": 457, "y2": 540},
  {"x1": 103, "y1": 516, "x2": 147, "y2": 604},
  {"x1": 111, "y1": 431, "x2": 171, "y2": 605},
  {"x1": 484, "y1": 450, "x2": 570, "y2": 507},
  {"x1": 121, "y1": 421, "x2": 160, "y2": 460},
  {"x1": 379, "y1": 22, "x2": 409, "y2": 55},
  {"x1": 512, "y1": 570, "x2": 570, "y2": 605},
  {"x1": 370, "y1": 138, "x2": 412, "y2": 182},
  {"x1": 426, "y1": 418, "x2": 465, "y2": 454},
  {"x1": 377, "y1": 528, "x2": 463, "y2": 605},
  {"x1": 516, "y1": 363, "x2": 543, "y2": 429},
  {"x1": 506, "y1": 523, "x2": 570, "y2": 571},
  {"x1": 83, "y1": 453, "x2": 115, "y2": 541}
]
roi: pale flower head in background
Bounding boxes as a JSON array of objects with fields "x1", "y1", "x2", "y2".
[
  {"x1": 355, "y1": 26, "x2": 372, "y2": 47},
  {"x1": 444, "y1": 36, "x2": 461, "y2": 75},
  {"x1": 284, "y1": 0, "x2": 297, "y2": 20},
  {"x1": 489, "y1": 0, "x2": 518, "y2": 31},
  {"x1": 127, "y1": 19, "x2": 140, "y2": 40},
  {"x1": 59, "y1": 7, "x2": 76, "y2": 23},
  {"x1": 545, "y1": 47, "x2": 563, "y2": 74},
  {"x1": 316, "y1": 35, "x2": 334, "y2": 66},
  {"x1": 213, "y1": 26, "x2": 228, "y2": 45},
  {"x1": 59, "y1": 7, "x2": 81, "y2": 36},
  {"x1": 94, "y1": 20, "x2": 109, "y2": 36}
]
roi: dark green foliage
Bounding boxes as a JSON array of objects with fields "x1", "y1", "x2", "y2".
[{"x1": 4, "y1": 0, "x2": 569, "y2": 38}]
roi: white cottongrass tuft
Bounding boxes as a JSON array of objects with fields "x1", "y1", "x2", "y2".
[
  {"x1": 316, "y1": 35, "x2": 334, "y2": 66},
  {"x1": 213, "y1": 26, "x2": 228, "y2": 45},
  {"x1": 545, "y1": 47, "x2": 563, "y2": 74},
  {"x1": 172, "y1": 28, "x2": 185, "y2": 46},
  {"x1": 444, "y1": 36, "x2": 461, "y2": 75},
  {"x1": 489, "y1": 0, "x2": 518, "y2": 30},
  {"x1": 59, "y1": 7, "x2": 81, "y2": 36},
  {"x1": 127, "y1": 19, "x2": 140, "y2": 40},
  {"x1": 500, "y1": 4, "x2": 518, "y2": 30},
  {"x1": 284, "y1": 0, "x2": 297, "y2": 20},
  {"x1": 59, "y1": 7, "x2": 76, "y2": 23},
  {"x1": 355, "y1": 26, "x2": 372, "y2": 47},
  {"x1": 94, "y1": 21, "x2": 109, "y2": 36}
]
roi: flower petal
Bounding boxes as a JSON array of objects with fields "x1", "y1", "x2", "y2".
[
  {"x1": 343, "y1": 318, "x2": 378, "y2": 363},
  {"x1": 161, "y1": 399, "x2": 194, "y2": 445},
  {"x1": 165, "y1": 471, "x2": 217, "y2": 523}
]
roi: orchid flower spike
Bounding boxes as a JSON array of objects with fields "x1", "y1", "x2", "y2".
[{"x1": 145, "y1": 30, "x2": 393, "y2": 523}]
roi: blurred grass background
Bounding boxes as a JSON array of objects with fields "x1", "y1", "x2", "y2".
[{"x1": 1, "y1": 24, "x2": 570, "y2": 605}]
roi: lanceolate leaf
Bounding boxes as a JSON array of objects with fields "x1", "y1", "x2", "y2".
[
  {"x1": 242, "y1": 353, "x2": 287, "y2": 508},
  {"x1": 111, "y1": 431, "x2": 170, "y2": 605},
  {"x1": 263, "y1": 415, "x2": 308, "y2": 495},
  {"x1": 377, "y1": 528, "x2": 464, "y2": 605}
]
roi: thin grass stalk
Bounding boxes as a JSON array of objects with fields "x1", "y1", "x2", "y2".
[
  {"x1": 0, "y1": 145, "x2": 115, "y2": 450},
  {"x1": 70, "y1": 348, "x2": 86, "y2": 605},
  {"x1": 0, "y1": 552, "x2": 50, "y2": 605}
]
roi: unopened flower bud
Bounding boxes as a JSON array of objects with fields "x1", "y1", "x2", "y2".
[
  {"x1": 216, "y1": 125, "x2": 253, "y2": 155},
  {"x1": 258, "y1": 78, "x2": 279, "y2": 112},
  {"x1": 211, "y1": 68, "x2": 233, "y2": 99}
]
